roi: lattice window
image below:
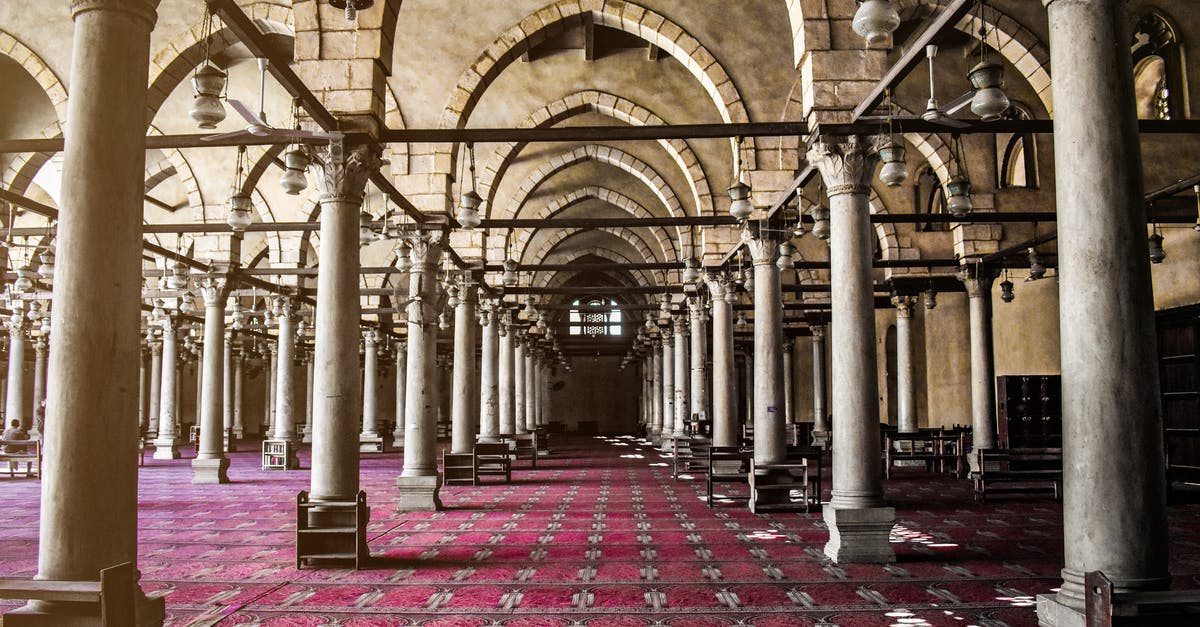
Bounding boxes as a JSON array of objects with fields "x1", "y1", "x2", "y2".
[{"x1": 568, "y1": 298, "x2": 622, "y2": 336}]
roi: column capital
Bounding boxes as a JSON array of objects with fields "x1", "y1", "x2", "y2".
[
  {"x1": 958, "y1": 268, "x2": 997, "y2": 298},
  {"x1": 272, "y1": 295, "x2": 298, "y2": 320},
  {"x1": 33, "y1": 335, "x2": 47, "y2": 352},
  {"x1": 71, "y1": 0, "x2": 158, "y2": 24},
  {"x1": 315, "y1": 143, "x2": 383, "y2": 205},
  {"x1": 892, "y1": 295, "x2": 917, "y2": 318},
  {"x1": 704, "y1": 273, "x2": 735, "y2": 301},
  {"x1": 807, "y1": 134, "x2": 881, "y2": 197},
  {"x1": 198, "y1": 276, "x2": 229, "y2": 307},
  {"x1": 810, "y1": 324, "x2": 827, "y2": 340},
  {"x1": 744, "y1": 233, "x2": 780, "y2": 266},
  {"x1": 673, "y1": 315, "x2": 688, "y2": 335}
]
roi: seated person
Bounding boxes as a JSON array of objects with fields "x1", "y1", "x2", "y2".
[{"x1": 2, "y1": 419, "x2": 29, "y2": 453}]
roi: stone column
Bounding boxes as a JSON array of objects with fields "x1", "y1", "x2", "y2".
[
  {"x1": 894, "y1": 297, "x2": 918, "y2": 433},
  {"x1": 706, "y1": 276, "x2": 737, "y2": 448},
  {"x1": 309, "y1": 143, "x2": 377, "y2": 508},
  {"x1": 6, "y1": 315, "x2": 26, "y2": 432},
  {"x1": 688, "y1": 297, "x2": 708, "y2": 427},
  {"x1": 811, "y1": 324, "x2": 829, "y2": 447},
  {"x1": 32, "y1": 335, "x2": 47, "y2": 437},
  {"x1": 296, "y1": 349, "x2": 310, "y2": 445},
  {"x1": 649, "y1": 339, "x2": 663, "y2": 443},
  {"x1": 17, "y1": 3, "x2": 164, "y2": 621},
  {"x1": 672, "y1": 316, "x2": 689, "y2": 438},
  {"x1": 148, "y1": 338, "x2": 162, "y2": 438},
  {"x1": 390, "y1": 344, "x2": 404, "y2": 447},
  {"x1": 747, "y1": 233, "x2": 786, "y2": 466},
  {"x1": 540, "y1": 361, "x2": 552, "y2": 426},
  {"x1": 782, "y1": 339, "x2": 794, "y2": 425},
  {"x1": 450, "y1": 283, "x2": 478, "y2": 453},
  {"x1": 192, "y1": 277, "x2": 230, "y2": 483},
  {"x1": 137, "y1": 344, "x2": 148, "y2": 436},
  {"x1": 261, "y1": 343, "x2": 274, "y2": 435},
  {"x1": 513, "y1": 337, "x2": 526, "y2": 434},
  {"x1": 497, "y1": 311, "x2": 515, "y2": 436},
  {"x1": 152, "y1": 318, "x2": 181, "y2": 459},
  {"x1": 232, "y1": 348, "x2": 245, "y2": 439},
  {"x1": 810, "y1": 135, "x2": 894, "y2": 563},
  {"x1": 359, "y1": 328, "x2": 383, "y2": 451},
  {"x1": 222, "y1": 332, "x2": 234, "y2": 451},
  {"x1": 962, "y1": 272, "x2": 997, "y2": 457},
  {"x1": 272, "y1": 298, "x2": 300, "y2": 468},
  {"x1": 741, "y1": 352, "x2": 753, "y2": 430},
  {"x1": 398, "y1": 230, "x2": 445, "y2": 511},
  {"x1": 479, "y1": 301, "x2": 500, "y2": 442},
  {"x1": 659, "y1": 331, "x2": 674, "y2": 451},
  {"x1": 1039, "y1": 0, "x2": 1169, "y2": 620},
  {"x1": 524, "y1": 347, "x2": 536, "y2": 433}
]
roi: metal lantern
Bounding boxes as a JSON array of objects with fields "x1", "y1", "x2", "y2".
[
  {"x1": 809, "y1": 204, "x2": 831, "y2": 240},
  {"x1": 1028, "y1": 248, "x2": 1046, "y2": 280},
  {"x1": 189, "y1": 64, "x2": 227, "y2": 129},
  {"x1": 523, "y1": 296, "x2": 539, "y2": 322},
  {"x1": 456, "y1": 190, "x2": 482, "y2": 230},
  {"x1": 1149, "y1": 232, "x2": 1166, "y2": 264},
  {"x1": 279, "y1": 148, "x2": 310, "y2": 195},
  {"x1": 852, "y1": 0, "x2": 900, "y2": 45},
  {"x1": 36, "y1": 249, "x2": 54, "y2": 280},
  {"x1": 945, "y1": 177, "x2": 973, "y2": 217},
  {"x1": 923, "y1": 288, "x2": 937, "y2": 310},
  {"x1": 776, "y1": 242, "x2": 795, "y2": 270},
  {"x1": 728, "y1": 181, "x2": 753, "y2": 221},
  {"x1": 359, "y1": 212, "x2": 376, "y2": 246},
  {"x1": 227, "y1": 193, "x2": 253, "y2": 231},
  {"x1": 968, "y1": 61, "x2": 1010, "y2": 121},
  {"x1": 1000, "y1": 279, "x2": 1015, "y2": 303},
  {"x1": 502, "y1": 259, "x2": 519, "y2": 287},
  {"x1": 878, "y1": 142, "x2": 908, "y2": 187}
]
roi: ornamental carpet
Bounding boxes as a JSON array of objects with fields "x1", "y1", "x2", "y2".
[{"x1": 2, "y1": 434, "x2": 1199, "y2": 626}]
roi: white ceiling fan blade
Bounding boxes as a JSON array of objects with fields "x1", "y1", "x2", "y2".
[
  {"x1": 275, "y1": 128, "x2": 345, "y2": 141},
  {"x1": 201, "y1": 129, "x2": 253, "y2": 142},
  {"x1": 228, "y1": 99, "x2": 267, "y2": 127},
  {"x1": 943, "y1": 91, "x2": 975, "y2": 116},
  {"x1": 931, "y1": 115, "x2": 971, "y2": 130}
]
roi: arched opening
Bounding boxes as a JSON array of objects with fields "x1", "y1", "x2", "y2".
[
  {"x1": 568, "y1": 298, "x2": 623, "y2": 337},
  {"x1": 995, "y1": 101, "x2": 1040, "y2": 189},
  {"x1": 1132, "y1": 11, "x2": 1186, "y2": 120}
]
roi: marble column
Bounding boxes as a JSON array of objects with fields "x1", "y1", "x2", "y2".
[
  {"x1": 741, "y1": 352, "x2": 753, "y2": 430},
  {"x1": 688, "y1": 297, "x2": 708, "y2": 427},
  {"x1": 262, "y1": 343, "x2": 274, "y2": 435},
  {"x1": 390, "y1": 344, "x2": 405, "y2": 447},
  {"x1": 222, "y1": 332, "x2": 234, "y2": 452},
  {"x1": 272, "y1": 298, "x2": 300, "y2": 468},
  {"x1": 479, "y1": 301, "x2": 500, "y2": 442},
  {"x1": 649, "y1": 340, "x2": 663, "y2": 443},
  {"x1": 706, "y1": 276, "x2": 737, "y2": 448},
  {"x1": 18, "y1": 2, "x2": 164, "y2": 621},
  {"x1": 810, "y1": 324, "x2": 830, "y2": 447},
  {"x1": 232, "y1": 348, "x2": 245, "y2": 439},
  {"x1": 137, "y1": 344, "x2": 148, "y2": 436},
  {"x1": 32, "y1": 335, "x2": 47, "y2": 437},
  {"x1": 782, "y1": 339, "x2": 794, "y2": 425},
  {"x1": 298, "y1": 349, "x2": 311, "y2": 445},
  {"x1": 6, "y1": 316, "x2": 26, "y2": 432},
  {"x1": 360, "y1": 328, "x2": 383, "y2": 452},
  {"x1": 810, "y1": 135, "x2": 893, "y2": 563},
  {"x1": 148, "y1": 338, "x2": 162, "y2": 438},
  {"x1": 309, "y1": 143, "x2": 377, "y2": 509},
  {"x1": 671, "y1": 316, "x2": 688, "y2": 438},
  {"x1": 524, "y1": 347, "x2": 536, "y2": 433},
  {"x1": 398, "y1": 230, "x2": 445, "y2": 511},
  {"x1": 513, "y1": 337, "x2": 526, "y2": 434},
  {"x1": 1038, "y1": 0, "x2": 1169, "y2": 621},
  {"x1": 450, "y1": 283, "x2": 478, "y2": 453},
  {"x1": 962, "y1": 271, "x2": 997, "y2": 458},
  {"x1": 747, "y1": 233, "x2": 786, "y2": 465},
  {"x1": 192, "y1": 277, "x2": 230, "y2": 483},
  {"x1": 893, "y1": 296, "x2": 918, "y2": 433},
  {"x1": 497, "y1": 311, "x2": 515, "y2": 436},
  {"x1": 659, "y1": 331, "x2": 674, "y2": 451},
  {"x1": 152, "y1": 318, "x2": 181, "y2": 460}
]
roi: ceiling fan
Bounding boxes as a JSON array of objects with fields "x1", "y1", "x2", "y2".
[
  {"x1": 862, "y1": 45, "x2": 972, "y2": 130},
  {"x1": 202, "y1": 58, "x2": 343, "y2": 143}
]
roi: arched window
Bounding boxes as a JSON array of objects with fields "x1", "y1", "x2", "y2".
[
  {"x1": 1132, "y1": 12, "x2": 1186, "y2": 120},
  {"x1": 568, "y1": 298, "x2": 622, "y2": 336},
  {"x1": 914, "y1": 166, "x2": 948, "y2": 232},
  {"x1": 994, "y1": 101, "x2": 1039, "y2": 189}
]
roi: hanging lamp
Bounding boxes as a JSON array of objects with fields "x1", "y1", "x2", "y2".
[
  {"x1": 852, "y1": 0, "x2": 901, "y2": 45},
  {"x1": 456, "y1": 143, "x2": 482, "y2": 230},
  {"x1": 189, "y1": 9, "x2": 227, "y2": 129},
  {"x1": 227, "y1": 145, "x2": 253, "y2": 231}
]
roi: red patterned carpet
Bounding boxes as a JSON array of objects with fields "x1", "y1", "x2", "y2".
[{"x1": 2, "y1": 434, "x2": 1199, "y2": 626}]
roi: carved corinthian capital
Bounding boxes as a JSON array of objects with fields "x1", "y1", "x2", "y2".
[
  {"x1": 314, "y1": 143, "x2": 383, "y2": 204},
  {"x1": 807, "y1": 135, "x2": 880, "y2": 197}
]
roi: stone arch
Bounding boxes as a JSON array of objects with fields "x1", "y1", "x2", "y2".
[
  {"x1": 438, "y1": 0, "x2": 756, "y2": 171},
  {"x1": 477, "y1": 90, "x2": 714, "y2": 221},
  {"x1": 519, "y1": 226, "x2": 664, "y2": 271},
  {"x1": 537, "y1": 247, "x2": 658, "y2": 288},
  {"x1": 0, "y1": 30, "x2": 68, "y2": 197},
  {"x1": 784, "y1": 0, "x2": 831, "y2": 70}
]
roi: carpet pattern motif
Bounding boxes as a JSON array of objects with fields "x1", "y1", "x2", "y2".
[{"x1": 2, "y1": 435, "x2": 1199, "y2": 626}]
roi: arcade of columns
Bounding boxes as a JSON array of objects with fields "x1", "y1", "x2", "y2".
[{"x1": 0, "y1": 1, "x2": 1184, "y2": 626}]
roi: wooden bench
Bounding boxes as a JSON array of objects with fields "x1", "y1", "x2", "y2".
[
  {"x1": 474, "y1": 442, "x2": 512, "y2": 484},
  {"x1": 512, "y1": 433, "x2": 538, "y2": 468},
  {"x1": 296, "y1": 490, "x2": 368, "y2": 570},
  {"x1": 784, "y1": 446, "x2": 825, "y2": 506},
  {"x1": 884, "y1": 430, "x2": 966, "y2": 479},
  {"x1": 672, "y1": 437, "x2": 710, "y2": 479},
  {"x1": 749, "y1": 456, "x2": 811, "y2": 513},
  {"x1": 441, "y1": 449, "x2": 477, "y2": 485},
  {"x1": 973, "y1": 447, "x2": 1063, "y2": 501},
  {"x1": 1085, "y1": 570, "x2": 1200, "y2": 625},
  {"x1": 0, "y1": 438, "x2": 40, "y2": 478},
  {"x1": 706, "y1": 446, "x2": 752, "y2": 507},
  {"x1": 0, "y1": 561, "x2": 136, "y2": 626}
]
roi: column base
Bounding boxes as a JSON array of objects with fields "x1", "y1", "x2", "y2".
[
  {"x1": 395, "y1": 475, "x2": 442, "y2": 512},
  {"x1": 7, "y1": 586, "x2": 164, "y2": 627},
  {"x1": 301, "y1": 427, "x2": 312, "y2": 444},
  {"x1": 478, "y1": 434, "x2": 501, "y2": 444},
  {"x1": 151, "y1": 438, "x2": 180, "y2": 460},
  {"x1": 822, "y1": 504, "x2": 896, "y2": 564},
  {"x1": 811, "y1": 429, "x2": 830, "y2": 449},
  {"x1": 359, "y1": 435, "x2": 384, "y2": 453},
  {"x1": 1036, "y1": 593, "x2": 1085, "y2": 627},
  {"x1": 191, "y1": 456, "x2": 231, "y2": 484},
  {"x1": 391, "y1": 433, "x2": 404, "y2": 448}
]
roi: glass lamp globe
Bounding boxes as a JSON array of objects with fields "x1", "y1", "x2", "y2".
[
  {"x1": 167, "y1": 261, "x2": 188, "y2": 290},
  {"x1": 40, "y1": 318, "x2": 51, "y2": 335},
  {"x1": 446, "y1": 285, "x2": 461, "y2": 308},
  {"x1": 457, "y1": 190, "x2": 482, "y2": 230},
  {"x1": 502, "y1": 259, "x2": 519, "y2": 287},
  {"x1": 809, "y1": 205, "x2": 831, "y2": 240},
  {"x1": 968, "y1": 61, "x2": 1011, "y2": 121},
  {"x1": 776, "y1": 242, "x2": 795, "y2": 270},
  {"x1": 923, "y1": 289, "x2": 937, "y2": 310},
  {"x1": 728, "y1": 181, "x2": 753, "y2": 221},
  {"x1": 13, "y1": 266, "x2": 34, "y2": 293},
  {"x1": 852, "y1": 0, "x2": 901, "y2": 45},
  {"x1": 279, "y1": 148, "x2": 310, "y2": 195},
  {"x1": 945, "y1": 177, "x2": 973, "y2": 217},
  {"x1": 189, "y1": 64, "x2": 227, "y2": 129},
  {"x1": 878, "y1": 143, "x2": 908, "y2": 187},
  {"x1": 681, "y1": 257, "x2": 701, "y2": 284},
  {"x1": 359, "y1": 212, "x2": 376, "y2": 246},
  {"x1": 36, "y1": 249, "x2": 54, "y2": 279},
  {"x1": 227, "y1": 193, "x2": 253, "y2": 231}
]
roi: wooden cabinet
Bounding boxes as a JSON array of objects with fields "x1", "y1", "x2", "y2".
[
  {"x1": 995, "y1": 375, "x2": 1062, "y2": 449},
  {"x1": 1157, "y1": 306, "x2": 1200, "y2": 485}
]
